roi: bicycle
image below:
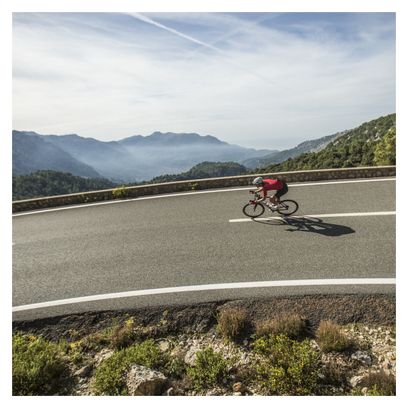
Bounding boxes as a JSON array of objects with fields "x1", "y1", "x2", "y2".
[{"x1": 242, "y1": 191, "x2": 299, "y2": 218}]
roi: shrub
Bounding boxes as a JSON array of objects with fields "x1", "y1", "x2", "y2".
[
  {"x1": 186, "y1": 347, "x2": 230, "y2": 391},
  {"x1": 359, "y1": 370, "x2": 396, "y2": 396},
  {"x1": 316, "y1": 321, "x2": 353, "y2": 352},
  {"x1": 217, "y1": 307, "x2": 248, "y2": 340},
  {"x1": 373, "y1": 127, "x2": 396, "y2": 166},
  {"x1": 92, "y1": 340, "x2": 169, "y2": 395},
  {"x1": 253, "y1": 334, "x2": 321, "y2": 395},
  {"x1": 112, "y1": 186, "x2": 128, "y2": 199},
  {"x1": 13, "y1": 332, "x2": 68, "y2": 395},
  {"x1": 321, "y1": 360, "x2": 348, "y2": 387},
  {"x1": 255, "y1": 314, "x2": 307, "y2": 340},
  {"x1": 110, "y1": 317, "x2": 137, "y2": 349},
  {"x1": 164, "y1": 355, "x2": 187, "y2": 379},
  {"x1": 64, "y1": 326, "x2": 115, "y2": 363},
  {"x1": 83, "y1": 328, "x2": 113, "y2": 349}
]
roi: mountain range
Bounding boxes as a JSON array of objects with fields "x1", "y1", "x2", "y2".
[
  {"x1": 12, "y1": 131, "x2": 274, "y2": 182},
  {"x1": 13, "y1": 114, "x2": 393, "y2": 184},
  {"x1": 242, "y1": 133, "x2": 342, "y2": 169},
  {"x1": 12, "y1": 131, "x2": 102, "y2": 179}
]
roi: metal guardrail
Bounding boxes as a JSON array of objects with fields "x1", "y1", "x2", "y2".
[{"x1": 12, "y1": 166, "x2": 396, "y2": 213}]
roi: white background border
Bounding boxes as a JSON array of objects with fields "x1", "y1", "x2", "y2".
[{"x1": 2, "y1": 1, "x2": 406, "y2": 407}]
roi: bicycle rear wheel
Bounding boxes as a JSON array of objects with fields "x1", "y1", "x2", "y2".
[
  {"x1": 277, "y1": 200, "x2": 298, "y2": 216},
  {"x1": 242, "y1": 202, "x2": 265, "y2": 218}
]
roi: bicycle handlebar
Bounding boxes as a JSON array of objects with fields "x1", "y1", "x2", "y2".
[{"x1": 249, "y1": 191, "x2": 263, "y2": 203}]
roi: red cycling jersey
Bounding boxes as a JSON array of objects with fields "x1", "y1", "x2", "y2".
[{"x1": 262, "y1": 178, "x2": 283, "y2": 193}]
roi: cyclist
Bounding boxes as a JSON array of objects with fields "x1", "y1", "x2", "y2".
[{"x1": 250, "y1": 176, "x2": 289, "y2": 209}]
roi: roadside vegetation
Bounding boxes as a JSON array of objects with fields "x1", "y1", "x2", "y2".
[
  {"x1": 253, "y1": 334, "x2": 321, "y2": 395},
  {"x1": 12, "y1": 311, "x2": 396, "y2": 396},
  {"x1": 186, "y1": 348, "x2": 230, "y2": 391},
  {"x1": 254, "y1": 313, "x2": 307, "y2": 340},
  {"x1": 315, "y1": 320, "x2": 354, "y2": 352},
  {"x1": 92, "y1": 339, "x2": 171, "y2": 395},
  {"x1": 12, "y1": 170, "x2": 116, "y2": 200},
  {"x1": 13, "y1": 332, "x2": 69, "y2": 395},
  {"x1": 216, "y1": 307, "x2": 248, "y2": 340}
]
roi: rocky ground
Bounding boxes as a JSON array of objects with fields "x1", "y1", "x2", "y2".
[{"x1": 13, "y1": 294, "x2": 396, "y2": 396}]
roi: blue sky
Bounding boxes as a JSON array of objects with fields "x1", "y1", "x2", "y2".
[{"x1": 12, "y1": 12, "x2": 396, "y2": 150}]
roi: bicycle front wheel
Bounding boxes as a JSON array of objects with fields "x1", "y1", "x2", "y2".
[
  {"x1": 277, "y1": 200, "x2": 298, "y2": 216},
  {"x1": 242, "y1": 202, "x2": 265, "y2": 218}
]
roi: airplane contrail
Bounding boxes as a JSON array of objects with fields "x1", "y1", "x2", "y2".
[
  {"x1": 127, "y1": 12, "x2": 286, "y2": 89},
  {"x1": 128, "y1": 13, "x2": 223, "y2": 53}
]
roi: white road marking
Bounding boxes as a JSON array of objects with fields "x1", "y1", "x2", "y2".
[
  {"x1": 12, "y1": 278, "x2": 395, "y2": 312},
  {"x1": 229, "y1": 211, "x2": 396, "y2": 223},
  {"x1": 13, "y1": 178, "x2": 395, "y2": 217}
]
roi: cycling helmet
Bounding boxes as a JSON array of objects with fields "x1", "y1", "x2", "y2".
[{"x1": 252, "y1": 176, "x2": 263, "y2": 185}]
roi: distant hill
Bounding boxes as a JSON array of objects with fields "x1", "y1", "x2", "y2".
[
  {"x1": 116, "y1": 131, "x2": 272, "y2": 181},
  {"x1": 149, "y1": 161, "x2": 248, "y2": 183},
  {"x1": 35, "y1": 133, "x2": 141, "y2": 183},
  {"x1": 242, "y1": 133, "x2": 341, "y2": 169},
  {"x1": 12, "y1": 131, "x2": 102, "y2": 178},
  {"x1": 13, "y1": 170, "x2": 117, "y2": 200},
  {"x1": 255, "y1": 113, "x2": 396, "y2": 173},
  {"x1": 13, "y1": 131, "x2": 274, "y2": 182}
]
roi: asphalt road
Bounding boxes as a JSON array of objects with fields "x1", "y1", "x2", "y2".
[{"x1": 12, "y1": 178, "x2": 396, "y2": 320}]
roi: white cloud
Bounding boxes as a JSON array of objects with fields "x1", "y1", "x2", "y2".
[{"x1": 12, "y1": 12, "x2": 395, "y2": 150}]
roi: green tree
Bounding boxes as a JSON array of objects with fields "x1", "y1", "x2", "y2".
[
  {"x1": 13, "y1": 170, "x2": 117, "y2": 200},
  {"x1": 373, "y1": 127, "x2": 396, "y2": 165}
]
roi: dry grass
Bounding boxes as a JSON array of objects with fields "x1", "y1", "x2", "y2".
[
  {"x1": 216, "y1": 307, "x2": 248, "y2": 340},
  {"x1": 109, "y1": 318, "x2": 137, "y2": 350},
  {"x1": 255, "y1": 314, "x2": 307, "y2": 340},
  {"x1": 360, "y1": 370, "x2": 396, "y2": 395},
  {"x1": 315, "y1": 320, "x2": 353, "y2": 352}
]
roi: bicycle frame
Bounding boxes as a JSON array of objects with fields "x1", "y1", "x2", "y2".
[
  {"x1": 249, "y1": 192, "x2": 280, "y2": 210},
  {"x1": 244, "y1": 191, "x2": 298, "y2": 217},
  {"x1": 249, "y1": 192, "x2": 263, "y2": 205}
]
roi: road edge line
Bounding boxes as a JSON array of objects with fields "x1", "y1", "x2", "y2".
[{"x1": 13, "y1": 278, "x2": 396, "y2": 312}]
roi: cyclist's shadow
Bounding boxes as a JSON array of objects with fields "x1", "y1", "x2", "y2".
[{"x1": 255, "y1": 216, "x2": 355, "y2": 237}]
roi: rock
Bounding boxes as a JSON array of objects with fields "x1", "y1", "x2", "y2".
[
  {"x1": 233, "y1": 392, "x2": 242, "y2": 396},
  {"x1": 382, "y1": 360, "x2": 393, "y2": 370},
  {"x1": 166, "y1": 387, "x2": 174, "y2": 396},
  {"x1": 171, "y1": 347, "x2": 187, "y2": 362},
  {"x1": 158, "y1": 340, "x2": 170, "y2": 352},
  {"x1": 125, "y1": 364, "x2": 167, "y2": 396},
  {"x1": 350, "y1": 375, "x2": 364, "y2": 388},
  {"x1": 310, "y1": 340, "x2": 320, "y2": 351},
  {"x1": 74, "y1": 364, "x2": 93, "y2": 378},
  {"x1": 94, "y1": 349, "x2": 114, "y2": 365},
  {"x1": 233, "y1": 382, "x2": 246, "y2": 393},
  {"x1": 351, "y1": 351, "x2": 372, "y2": 366},
  {"x1": 184, "y1": 342, "x2": 202, "y2": 365},
  {"x1": 239, "y1": 353, "x2": 252, "y2": 365},
  {"x1": 386, "y1": 351, "x2": 396, "y2": 360},
  {"x1": 204, "y1": 387, "x2": 224, "y2": 396}
]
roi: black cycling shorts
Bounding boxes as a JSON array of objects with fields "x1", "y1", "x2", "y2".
[{"x1": 275, "y1": 182, "x2": 288, "y2": 198}]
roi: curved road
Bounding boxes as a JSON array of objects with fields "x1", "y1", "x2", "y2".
[{"x1": 12, "y1": 178, "x2": 396, "y2": 320}]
